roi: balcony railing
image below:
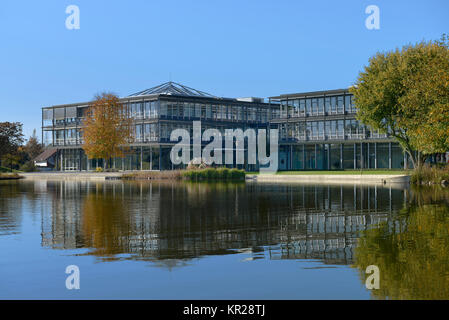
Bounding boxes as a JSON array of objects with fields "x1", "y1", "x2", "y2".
[
  {"x1": 327, "y1": 133, "x2": 345, "y2": 140},
  {"x1": 370, "y1": 132, "x2": 388, "y2": 139},
  {"x1": 134, "y1": 135, "x2": 159, "y2": 143},
  {"x1": 309, "y1": 134, "x2": 326, "y2": 141},
  {"x1": 346, "y1": 133, "x2": 366, "y2": 140}
]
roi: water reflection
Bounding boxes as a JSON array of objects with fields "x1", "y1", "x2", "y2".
[
  {"x1": 353, "y1": 187, "x2": 449, "y2": 299},
  {"x1": 3, "y1": 180, "x2": 448, "y2": 298},
  {"x1": 1, "y1": 180, "x2": 407, "y2": 266}
]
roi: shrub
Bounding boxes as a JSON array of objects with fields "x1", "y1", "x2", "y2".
[
  {"x1": 19, "y1": 161, "x2": 36, "y2": 172},
  {"x1": 181, "y1": 168, "x2": 246, "y2": 181},
  {"x1": 217, "y1": 168, "x2": 229, "y2": 180},
  {"x1": 411, "y1": 165, "x2": 449, "y2": 185},
  {"x1": 182, "y1": 170, "x2": 192, "y2": 180},
  {"x1": 230, "y1": 168, "x2": 245, "y2": 180},
  {"x1": 184, "y1": 170, "x2": 199, "y2": 181},
  {"x1": 0, "y1": 166, "x2": 12, "y2": 173},
  {"x1": 205, "y1": 168, "x2": 217, "y2": 180},
  {"x1": 95, "y1": 167, "x2": 104, "y2": 172},
  {"x1": 197, "y1": 170, "x2": 207, "y2": 180}
]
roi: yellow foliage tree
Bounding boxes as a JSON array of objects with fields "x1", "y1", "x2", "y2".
[
  {"x1": 81, "y1": 93, "x2": 132, "y2": 168},
  {"x1": 353, "y1": 194, "x2": 449, "y2": 299},
  {"x1": 350, "y1": 34, "x2": 449, "y2": 168}
]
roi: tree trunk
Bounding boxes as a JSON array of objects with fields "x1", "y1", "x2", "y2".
[
  {"x1": 410, "y1": 151, "x2": 428, "y2": 170},
  {"x1": 406, "y1": 150, "x2": 417, "y2": 169}
]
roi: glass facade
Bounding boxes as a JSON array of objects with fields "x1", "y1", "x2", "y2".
[
  {"x1": 277, "y1": 142, "x2": 404, "y2": 171},
  {"x1": 280, "y1": 93, "x2": 355, "y2": 119},
  {"x1": 274, "y1": 89, "x2": 405, "y2": 171},
  {"x1": 42, "y1": 86, "x2": 405, "y2": 171}
]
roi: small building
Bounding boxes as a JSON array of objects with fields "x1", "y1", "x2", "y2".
[{"x1": 34, "y1": 148, "x2": 57, "y2": 170}]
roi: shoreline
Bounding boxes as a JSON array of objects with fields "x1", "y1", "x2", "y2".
[
  {"x1": 18, "y1": 171, "x2": 410, "y2": 185},
  {"x1": 246, "y1": 173, "x2": 410, "y2": 185},
  {"x1": 0, "y1": 176, "x2": 24, "y2": 180}
]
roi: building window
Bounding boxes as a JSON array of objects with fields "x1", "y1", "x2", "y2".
[{"x1": 343, "y1": 144, "x2": 354, "y2": 169}]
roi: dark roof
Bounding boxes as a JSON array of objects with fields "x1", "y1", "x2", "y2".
[
  {"x1": 127, "y1": 81, "x2": 216, "y2": 98},
  {"x1": 34, "y1": 148, "x2": 57, "y2": 162},
  {"x1": 269, "y1": 88, "x2": 351, "y2": 100}
]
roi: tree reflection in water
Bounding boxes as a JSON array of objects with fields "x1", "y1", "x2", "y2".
[
  {"x1": 353, "y1": 187, "x2": 449, "y2": 299},
  {"x1": 81, "y1": 187, "x2": 131, "y2": 258},
  {"x1": 3, "y1": 180, "x2": 449, "y2": 298}
]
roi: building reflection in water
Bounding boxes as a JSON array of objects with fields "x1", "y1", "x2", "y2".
[
  {"x1": 32, "y1": 180, "x2": 408, "y2": 266},
  {"x1": 3, "y1": 180, "x2": 448, "y2": 298}
]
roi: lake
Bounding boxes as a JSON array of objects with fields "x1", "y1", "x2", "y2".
[{"x1": 1, "y1": 180, "x2": 448, "y2": 299}]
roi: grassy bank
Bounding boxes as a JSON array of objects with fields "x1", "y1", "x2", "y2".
[
  {"x1": 0, "y1": 166, "x2": 22, "y2": 173},
  {"x1": 123, "y1": 168, "x2": 246, "y2": 181},
  {"x1": 0, "y1": 173, "x2": 23, "y2": 180},
  {"x1": 410, "y1": 166, "x2": 449, "y2": 186}
]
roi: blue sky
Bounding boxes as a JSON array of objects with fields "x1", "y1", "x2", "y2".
[{"x1": 1, "y1": 0, "x2": 448, "y2": 138}]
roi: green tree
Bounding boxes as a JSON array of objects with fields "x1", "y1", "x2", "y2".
[
  {"x1": 0, "y1": 122, "x2": 24, "y2": 168},
  {"x1": 350, "y1": 35, "x2": 449, "y2": 168},
  {"x1": 401, "y1": 35, "x2": 449, "y2": 156},
  {"x1": 2, "y1": 153, "x2": 21, "y2": 171}
]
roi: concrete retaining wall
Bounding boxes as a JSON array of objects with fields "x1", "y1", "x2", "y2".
[
  {"x1": 21, "y1": 172, "x2": 410, "y2": 185},
  {"x1": 21, "y1": 172, "x2": 122, "y2": 181},
  {"x1": 246, "y1": 174, "x2": 410, "y2": 185}
]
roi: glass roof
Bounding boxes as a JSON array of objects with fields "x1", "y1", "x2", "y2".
[{"x1": 127, "y1": 81, "x2": 216, "y2": 98}]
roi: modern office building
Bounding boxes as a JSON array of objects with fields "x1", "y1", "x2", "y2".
[
  {"x1": 41, "y1": 82, "x2": 411, "y2": 171},
  {"x1": 269, "y1": 88, "x2": 410, "y2": 170},
  {"x1": 41, "y1": 82, "x2": 279, "y2": 171}
]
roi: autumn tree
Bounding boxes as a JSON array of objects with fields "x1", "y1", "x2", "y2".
[
  {"x1": 24, "y1": 129, "x2": 44, "y2": 159},
  {"x1": 401, "y1": 35, "x2": 449, "y2": 157},
  {"x1": 81, "y1": 93, "x2": 132, "y2": 168},
  {"x1": 350, "y1": 35, "x2": 449, "y2": 169},
  {"x1": 353, "y1": 202, "x2": 449, "y2": 299}
]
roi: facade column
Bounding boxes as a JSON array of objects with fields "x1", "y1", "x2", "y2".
[
  {"x1": 367, "y1": 143, "x2": 370, "y2": 168},
  {"x1": 327, "y1": 144, "x2": 330, "y2": 170},
  {"x1": 314, "y1": 144, "x2": 317, "y2": 169},
  {"x1": 159, "y1": 145, "x2": 162, "y2": 170},
  {"x1": 340, "y1": 144, "x2": 343, "y2": 169},
  {"x1": 353, "y1": 144, "x2": 356, "y2": 169},
  {"x1": 374, "y1": 143, "x2": 377, "y2": 169},
  {"x1": 360, "y1": 143, "x2": 364, "y2": 169},
  {"x1": 60, "y1": 150, "x2": 64, "y2": 171},
  {"x1": 302, "y1": 144, "x2": 305, "y2": 170},
  {"x1": 389, "y1": 142, "x2": 392, "y2": 169},
  {"x1": 150, "y1": 146, "x2": 153, "y2": 170},
  {"x1": 140, "y1": 146, "x2": 143, "y2": 171},
  {"x1": 290, "y1": 144, "x2": 293, "y2": 170}
]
